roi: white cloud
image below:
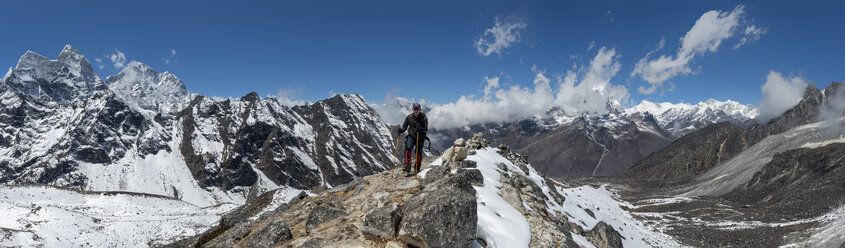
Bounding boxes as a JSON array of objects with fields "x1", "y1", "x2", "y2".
[
  {"x1": 109, "y1": 49, "x2": 127, "y2": 69},
  {"x1": 632, "y1": 5, "x2": 749, "y2": 94},
  {"x1": 474, "y1": 16, "x2": 527, "y2": 56},
  {"x1": 757, "y1": 71, "x2": 808, "y2": 123},
  {"x1": 275, "y1": 87, "x2": 307, "y2": 106},
  {"x1": 733, "y1": 25, "x2": 766, "y2": 49},
  {"x1": 482, "y1": 76, "x2": 500, "y2": 99},
  {"x1": 94, "y1": 58, "x2": 105, "y2": 69},
  {"x1": 555, "y1": 47, "x2": 628, "y2": 115},
  {"x1": 375, "y1": 46, "x2": 628, "y2": 129},
  {"x1": 164, "y1": 49, "x2": 178, "y2": 65}
]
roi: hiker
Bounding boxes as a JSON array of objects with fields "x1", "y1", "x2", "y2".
[{"x1": 398, "y1": 103, "x2": 428, "y2": 174}]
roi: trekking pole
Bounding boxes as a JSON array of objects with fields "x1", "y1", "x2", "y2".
[
  {"x1": 392, "y1": 133, "x2": 400, "y2": 178},
  {"x1": 414, "y1": 131, "x2": 420, "y2": 174}
]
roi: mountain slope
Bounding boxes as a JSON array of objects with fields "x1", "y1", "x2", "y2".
[
  {"x1": 0, "y1": 45, "x2": 396, "y2": 208},
  {"x1": 628, "y1": 82, "x2": 842, "y2": 183}
]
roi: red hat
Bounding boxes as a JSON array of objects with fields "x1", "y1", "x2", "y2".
[{"x1": 412, "y1": 103, "x2": 421, "y2": 110}]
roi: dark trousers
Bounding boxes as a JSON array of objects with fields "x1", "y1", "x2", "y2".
[{"x1": 404, "y1": 134, "x2": 424, "y2": 172}]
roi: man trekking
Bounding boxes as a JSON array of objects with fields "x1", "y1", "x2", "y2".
[{"x1": 398, "y1": 103, "x2": 428, "y2": 174}]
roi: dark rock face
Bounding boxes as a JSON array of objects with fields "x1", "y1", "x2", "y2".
[
  {"x1": 177, "y1": 93, "x2": 396, "y2": 195},
  {"x1": 723, "y1": 143, "x2": 845, "y2": 220},
  {"x1": 430, "y1": 115, "x2": 673, "y2": 179},
  {"x1": 363, "y1": 202, "x2": 402, "y2": 240},
  {"x1": 245, "y1": 220, "x2": 293, "y2": 248},
  {"x1": 421, "y1": 165, "x2": 450, "y2": 186},
  {"x1": 306, "y1": 205, "x2": 347, "y2": 233},
  {"x1": 627, "y1": 122, "x2": 748, "y2": 181},
  {"x1": 627, "y1": 83, "x2": 844, "y2": 184},
  {"x1": 398, "y1": 185, "x2": 477, "y2": 248},
  {"x1": 585, "y1": 221, "x2": 623, "y2": 248}
]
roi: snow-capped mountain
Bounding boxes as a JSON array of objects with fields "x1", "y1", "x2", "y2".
[
  {"x1": 4, "y1": 45, "x2": 105, "y2": 102},
  {"x1": 0, "y1": 45, "x2": 395, "y2": 208},
  {"x1": 424, "y1": 98, "x2": 757, "y2": 179},
  {"x1": 104, "y1": 61, "x2": 194, "y2": 116},
  {"x1": 626, "y1": 99, "x2": 758, "y2": 136}
]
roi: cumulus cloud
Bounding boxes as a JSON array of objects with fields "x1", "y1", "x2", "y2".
[
  {"x1": 109, "y1": 49, "x2": 127, "y2": 69},
  {"x1": 633, "y1": 5, "x2": 749, "y2": 94},
  {"x1": 555, "y1": 47, "x2": 628, "y2": 114},
  {"x1": 733, "y1": 25, "x2": 766, "y2": 49},
  {"x1": 274, "y1": 87, "x2": 307, "y2": 106},
  {"x1": 164, "y1": 49, "x2": 178, "y2": 65},
  {"x1": 757, "y1": 71, "x2": 808, "y2": 123},
  {"x1": 474, "y1": 16, "x2": 527, "y2": 56},
  {"x1": 94, "y1": 58, "x2": 105, "y2": 69},
  {"x1": 375, "y1": 46, "x2": 628, "y2": 129}
]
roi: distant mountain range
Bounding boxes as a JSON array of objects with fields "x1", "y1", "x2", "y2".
[{"x1": 0, "y1": 45, "x2": 395, "y2": 207}]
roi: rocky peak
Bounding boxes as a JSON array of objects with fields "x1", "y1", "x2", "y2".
[
  {"x1": 241, "y1": 91, "x2": 260, "y2": 102},
  {"x1": 104, "y1": 61, "x2": 190, "y2": 114},
  {"x1": 5, "y1": 45, "x2": 104, "y2": 102}
]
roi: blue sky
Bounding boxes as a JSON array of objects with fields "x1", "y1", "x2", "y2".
[{"x1": 0, "y1": 0, "x2": 842, "y2": 107}]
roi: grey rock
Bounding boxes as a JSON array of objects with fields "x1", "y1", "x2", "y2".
[
  {"x1": 306, "y1": 205, "x2": 347, "y2": 232},
  {"x1": 455, "y1": 160, "x2": 477, "y2": 169},
  {"x1": 454, "y1": 168, "x2": 484, "y2": 187},
  {"x1": 586, "y1": 221, "x2": 623, "y2": 248},
  {"x1": 373, "y1": 190, "x2": 391, "y2": 207},
  {"x1": 425, "y1": 169, "x2": 480, "y2": 193},
  {"x1": 422, "y1": 166, "x2": 450, "y2": 186},
  {"x1": 398, "y1": 186, "x2": 477, "y2": 248},
  {"x1": 496, "y1": 163, "x2": 508, "y2": 172},
  {"x1": 396, "y1": 179, "x2": 420, "y2": 190},
  {"x1": 301, "y1": 238, "x2": 327, "y2": 248},
  {"x1": 363, "y1": 202, "x2": 402, "y2": 240},
  {"x1": 245, "y1": 220, "x2": 292, "y2": 247}
]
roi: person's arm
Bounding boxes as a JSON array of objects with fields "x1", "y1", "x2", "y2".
[{"x1": 399, "y1": 115, "x2": 409, "y2": 133}]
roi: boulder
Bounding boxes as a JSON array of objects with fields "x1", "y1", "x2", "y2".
[
  {"x1": 373, "y1": 190, "x2": 391, "y2": 207},
  {"x1": 586, "y1": 221, "x2": 623, "y2": 248},
  {"x1": 440, "y1": 147, "x2": 454, "y2": 163},
  {"x1": 454, "y1": 138, "x2": 466, "y2": 146},
  {"x1": 398, "y1": 186, "x2": 477, "y2": 248},
  {"x1": 245, "y1": 220, "x2": 293, "y2": 247},
  {"x1": 363, "y1": 202, "x2": 402, "y2": 240},
  {"x1": 452, "y1": 146, "x2": 468, "y2": 162},
  {"x1": 454, "y1": 168, "x2": 484, "y2": 187},
  {"x1": 306, "y1": 205, "x2": 347, "y2": 232},
  {"x1": 425, "y1": 169, "x2": 480, "y2": 193},
  {"x1": 455, "y1": 160, "x2": 477, "y2": 169},
  {"x1": 422, "y1": 166, "x2": 451, "y2": 186}
]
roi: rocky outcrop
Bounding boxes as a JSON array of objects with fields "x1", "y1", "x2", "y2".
[
  {"x1": 363, "y1": 203, "x2": 401, "y2": 240},
  {"x1": 627, "y1": 122, "x2": 749, "y2": 181},
  {"x1": 585, "y1": 221, "x2": 623, "y2": 248},
  {"x1": 628, "y1": 82, "x2": 844, "y2": 184},
  {"x1": 429, "y1": 115, "x2": 674, "y2": 179},
  {"x1": 723, "y1": 143, "x2": 845, "y2": 220},
  {"x1": 398, "y1": 180, "x2": 477, "y2": 248}
]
